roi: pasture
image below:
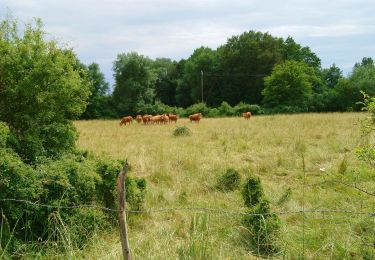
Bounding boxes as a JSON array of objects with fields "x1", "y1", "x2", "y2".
[{"x1": 73, "y1": 113, "x2": 374, "y2": 259}]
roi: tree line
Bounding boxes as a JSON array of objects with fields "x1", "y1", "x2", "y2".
[{"x1": 82, "y1": 31, "x2": 375, "y2": 119}]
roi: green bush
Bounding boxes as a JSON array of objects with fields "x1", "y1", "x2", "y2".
[
  {"x1": 185, "y1": 103, "x2": 211, "y2": 117},
  {"x1": 217, "y1": 102, "x2": 236, "y2": 116},
  {"x1": 0, "y1": 122, "x2": 10, "y2": 148},
  {"x1": 242, "y1": 199, "x2": 281, "y2": 255},
  {"x1": 173, "y1": 126, "x2": 192, "y2": 137},
  {"x1": 242, "y1": 176, "x2": 265, "y2": 208},
  {"x1": 0, "y1": 150, "x2": 147, "y2": 256},
  {"x1": 233, "y1": 103, "x2": 262, "y2": 115},
  {"x1": 96, "y1": 158, "x2": 146, "y2": 211},
  {"x1": 216, "y1": 168, "x2": 241, "y2": 192},
  {"x1": 241, "y1": 175, "x2": 281, "y2": 256}
]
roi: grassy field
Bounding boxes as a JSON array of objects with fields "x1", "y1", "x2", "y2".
[{"x1": 71, "y1": 113, "x2": 374, "y2": 259}]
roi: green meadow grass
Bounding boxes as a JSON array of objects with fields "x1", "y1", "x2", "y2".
[{"x1": 69, "y1": 113, "x2": 374, "y2": 259}]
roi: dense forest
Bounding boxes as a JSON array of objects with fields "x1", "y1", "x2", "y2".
[{"x1": 80, "y1": 31, "x2": 375, "y2": 118}]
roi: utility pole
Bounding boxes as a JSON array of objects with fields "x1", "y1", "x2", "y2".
[{"x1": 201, "y1": 70, "x2": 204, "y2": 103}]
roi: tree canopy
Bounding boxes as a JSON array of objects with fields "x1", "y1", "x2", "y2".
[{"x1": 0, "y1": 18, "x2": 91, "y2": 162}]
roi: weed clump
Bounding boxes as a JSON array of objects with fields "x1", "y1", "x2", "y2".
[
  {"x1": 173, "y1": 126, "x2": 192, "y2": 137},
  {"x1": 242, "y1": 175, "x2": 281, "y2": 256},
  {"x1": 216, "y1": 168, "x2": 241, "y2": 192},
  {"x1": 242, "y1": 175, "x2": 264, "y2": 208}
]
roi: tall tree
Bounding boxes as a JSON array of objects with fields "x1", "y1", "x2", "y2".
[
  {"x1": 152, "y1": 58, "x2": 178, "y2": 106},
  {"x1": 81, "y1": 63, "x2": 110, "y2": 119},
  {"x1": 0, "y1": 18, "x2": 91, "y2": 162},
  {"x1": 262, "y1": 61, "x2": 315, "y2": 108},
  {"x1": 322, "y1": 64, "x2": 343, "y2": 88},
  {"x1": 217, "y1": 31, "x2": 284, "y2": 105},
  {"x1": 112, "y1": 52, "x2": 155, "y2": 115},
  {"x1": 335, "y1": 58, "x2": 375, "y2": 110},
  {"x1": 177, "y1": 47, "x2": 220, "y2": 107}
]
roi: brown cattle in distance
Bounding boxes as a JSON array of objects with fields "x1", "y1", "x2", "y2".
[
  {"x1": 167, "y1": 113, "x2": 178, "y2": 123},
  {"x1": 243, "y1": 112, "x2": 252, "y2": 120},
  {"x1": 142, "y1": 115, "x2": 152, "y2": 124},
  {"x1": 161, "y1": 114, "x2": 169, "y2": 124},
  {"x1": 189, "y1": 113, "x2": 202, "y2": 123},
  {"x1": 150, "y1": 115, "x2": 162, "y2": 124},
  {"x1": 136, "y1": 115, "x2": 142, "y2": 123},
  {"x1": 120, "y1": 116, "x2": 133, "y2": 126}
]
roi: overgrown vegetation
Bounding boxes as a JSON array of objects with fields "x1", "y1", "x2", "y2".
[
  {"x1": 216, "y1": 168, "x2": 241, "y2": 192},
  {"x1": 241, "y1": 175, "x2": 281, "y2": 256},
  {"x1": 173, "y1": 126, "x2": 192, "y2": 137},
  {"x1": 0, "y1": 18, "x2": 146, "y2": 258}
]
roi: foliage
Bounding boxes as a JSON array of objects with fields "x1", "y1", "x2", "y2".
[
  {"x1": 173, "y1": 126, "x2": 192, "y2": 137},
  {"x1": 262, "y1": 60, "x2": 315, "y2": 108},
  {"x1": 216, "y1": 168, "x2": 241, "y2": 192},
  {"x1": 184, "y1": 102, "x2": 211, "y2": 117},
  {"x1": 0, "y1": 122, "x2": 9, "y2": 148},
  {"x1": 233, "y1": 103, "x2": 262, "y2": 115},
  {"x1": 81, "y1": 63, "x2": 110, "y2": 119},
  {"x1": 242, "y1": 176, "x2": 265, "y2": 208},
  {"x1": 335, "y1": 59, "x2": 375, "y2": 111},
  {"x1": 356, "y1": 92, "x2": 375, "y2": 166},
  {"x1": 217, "y1": 102, "x2": 236, "y2": 117},
  {"x1": 112, "y1": 52, "x2": 155, "y2": 115},
  {"x1": 241, "y1": 175, "x2": 281, "y2": 255},
  {"x1": 242, "y1": 199, "x2": 281, "y2": 255},
  {"x1": 0, "y1": 18, "x2": 91, "y2": 162},
  {"x1": 322, "y1": 64, "x2": 343, "y2": 88}
]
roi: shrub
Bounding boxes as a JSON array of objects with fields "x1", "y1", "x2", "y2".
[
  {"x1": 242, "y1": 199, "x2": 281, "y2": 255},
  {"x1": 173, "y1": 126, "x2": 192, "y2": 137},
  {"x1": 0, "y1": 122, "x2": 10, "y2": 148},
  {"x1": 242, "y1": 176, "x2": 265, "y2": 208},
  {"x1": 233, "y1": 103, "x2": 262, "y2": 115},
  {"x1": 217, "y1": 102, "x2": 236, "y2": 116},
  {"x1": 185, "y1": 103, "x2": 211, "y2": 117},
  {"x1": 216, "y1": 168, "x2": 241, "y2": 192},
  {"x1": 241, "y1": 175, "x2": 281, "y2": 256},
  {"x1": 95, "y1": 158, "x2": 147, "y2": 211}
]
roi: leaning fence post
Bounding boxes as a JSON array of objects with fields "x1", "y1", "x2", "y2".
[{"x1": 117, "y1": 160, "x2": 132, "y2": 260}]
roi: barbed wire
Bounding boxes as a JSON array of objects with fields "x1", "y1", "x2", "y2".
[{"x1": 1, "y1": 199, "x2": 374, "y2": 217}]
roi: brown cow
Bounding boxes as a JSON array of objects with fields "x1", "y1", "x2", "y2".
[
  {"x1": 136, "y1": 115, "x2": 142, "y2": 123},
  {"x1": 167, "y1": 113, "x2": 178, "y2": 123},
  {"x1": 160, "y1": 114, "x2": 169, "y2": 124},
  {"x1": 150, "y1": 115, "x2": 162, "y2": 124},
  {"x1": 120, "y1": 116, "x2": 133, "y2": 126},
  {"x1": 189, "y1": 113, "x2": 202, "y2": 123},
  {"x1": 242, "y1": 112, "x2": 252, "y2": 120},
  {"x1": 142, "y1": 115, "x2": 152, "y2": 124}
]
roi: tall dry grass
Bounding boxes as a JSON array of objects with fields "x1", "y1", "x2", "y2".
[{"x1": 70, "y1": 113, "x2": 374, "y2": 259}]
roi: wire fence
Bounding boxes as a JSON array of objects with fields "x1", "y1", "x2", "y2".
[{"x1": 1, "y1": 198, "x2": 374, "y2": 217}]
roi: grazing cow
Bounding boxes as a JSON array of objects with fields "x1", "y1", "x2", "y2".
[
  {"x1": 142, "y1": 115, "x2": 152, "y2": 124},
  {"x1": 243, "y1": 112, "x2": 252, "y2": 120},
  {"x1": 167, "y1": 113, "x2": 178, "y2": 123},
  {"x1": 120, "y1": 116, "x2": 133, "y2": 126},
  {"x1": 160, "y1": 114, "x2": 169, "y2": 124},
  {"x1": 150, "y1": 115, "x2": 162, "y2": 124},
  {"x1": 136, "y1": 115, "x2": 142, "y2": 123},
  {"x1": 189, "y1": 113, "x2": 202, "y2": 123}
]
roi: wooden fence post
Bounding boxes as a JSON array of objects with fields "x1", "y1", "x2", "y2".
[{"x1": 117, "y1": 160, "x2": 132, "y2": 260}]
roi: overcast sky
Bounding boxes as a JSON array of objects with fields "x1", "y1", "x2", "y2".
[{"x1": 2, "y1": 0, "x2": 374, "y2": 87}]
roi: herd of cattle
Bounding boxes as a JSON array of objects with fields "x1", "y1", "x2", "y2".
[{"x1": 119, "y1": 112, "x2": 252, "y2": 126}]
